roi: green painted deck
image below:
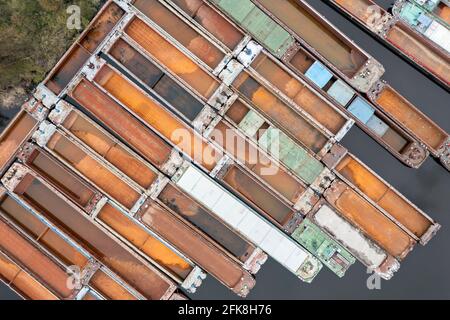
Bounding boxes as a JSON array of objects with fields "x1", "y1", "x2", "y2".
[
  {"x1": 292, "y1": 218, "x2": 356, "y2": 277},
  {"x1": 238, "y1": 110, "x2": 325, "y2": 185},
  {"x1": 210, "y1": 0, "x2": 295, "y2": 57}
]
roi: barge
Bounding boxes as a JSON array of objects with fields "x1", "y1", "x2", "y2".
[
  {"x1": 326, "y1": 0, "x2": 450, "y2": 88},
  {"x1": 0, "y1": 0, "x2": 443, "y2": 298}
]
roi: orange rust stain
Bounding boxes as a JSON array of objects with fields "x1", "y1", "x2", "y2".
[
  {"x1": 0, "y1": 253, "x2": 58, "y2": 300},
  {"x1": 90, "y1": 271, "x2": 137, "y2": 300},
  {"x1": 125, "y1": 18, "x2": 219, "y2": 98},
  {"x1": 336, "y1": 156, "x2": 388, "y2": 201},
  {"x1": 47, "y1": 132, "x2": 141, "y2": 209},
  {"x1": 98, "y1": 204, "x2": 192, "y2": 279},
  {"x1": 0, "y1": 112, "x2": 36, "y2": 170},
  {"x1": 376, "y1": 86, "x2": 447, "y2": 150},
  {"x1": 95, "y1": 66, "x2": 219, "y2": 170},
  {"x1": 334, "y1": 188, "x2": 414, "y2": 258},
  {"x1": 386, "y1": 25, "x2": 450, "y2": 85}
]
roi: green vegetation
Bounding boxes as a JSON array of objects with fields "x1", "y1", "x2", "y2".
[{"x1": 0, "y1": 0, "x2": 104, "y2": 92}]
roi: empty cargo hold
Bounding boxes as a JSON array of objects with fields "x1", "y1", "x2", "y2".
[
  {"x1": 166, "y1": 0, "x2": 246, "y2": 50},
  {"x1": 232, "y1": 72, "x2": 331, "y2": 156},
  {"x1": 224, "y1": 99, "x2": 330, "y2": 187},
  {"x1": 36, "y1": 127, "x2": 142, "y2": 211},
  {"x1": 174, "y1": 164, "x2": 323, "y2": 283},
  {"x1": 249, "y1": 52, "x2": 352, "y2": 136},
  {"x1": 157, "y1": 183, "x2": 266, "y2": 270},
  {"x1": 91, "y1": 59, "x2": 311, "y2": 230},
  {"x1": 67, "y1": 82, "x2": 174, "y2": 170},
  {"x1": 95, "y1": 202, "x2": 195, "y2": 280},
  {"x1": 138, "y1": 0, "x2": 353, "y2": 141},
  {"x1": 308, "y1": 202, "x2": 400, "y2": 280},
  {"x1": 291, "y1": 218, "x2": 356, "y2": 277},
  {"x1": 324, "y1": 180, "x2": 416, "y2": 260},
  {"x1": 137, "y1": 200, "x2": 256, "y2": 297},
  {"x1": 45, "y1": 2, "x2": 126, "y2": 95},
  {"x1": 132, "y1": 0, "x2": 226, "y2": 69},
  {"x1": 124, "y1": 18, "x2": 220, "y2": 98},
  {"x1": 2, "y1": 167, "x2": 177, "y2": 300},
  {"x1": 0, "y1": 250, "x2": 58, "y2": 300},
  {"x1": 0, "y1": 110, "x2": 38, "y2": 174},
  {"x1": 0, "y1": 191, "x2": 145, "y2": 300},
  {"x1": 105, "y1": 31, "x2": 319, "y2": 202},
  {"x1": 281, "y1": 53, "x2": 429, "y2": 168},
  {"x1": 56, "y1": 97, "x2": 267, "y2": 275},
  {"x1": 328, "y1": 0, "x2": 450, "y2": 87},
  {"x1": 209, "y1": 0, "x2": 383, "y2": 91},
  {"x1": 370, "y1": 84, "x2": 449, "y2": 163},
  {"x1": 93, "y1": 65, "x2": 220, "y2": 171},
  {"x1": 324, "y1": 148, "x2": 439, "y2": 243},
  {"x1": 54, "y1": 108, "x2": 159, "y2": 190},
  {"x1": 207, "y1": 0, "x2": 296, "y2": 58}
]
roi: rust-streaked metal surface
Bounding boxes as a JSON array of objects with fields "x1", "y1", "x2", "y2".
[
  {"x1": 8, "y1": 172, "x2": 175, "y2": 300},
  {"x1": 158, "y1": 183, "x2": 257, "y2": 263},
  {"x1": 94, "y1": 64, "x2": 220, "y2": 171},
  {"x1": 109, "y1": 38, "x2": 206, "y2": 120},
  {"x1": 138, "y1": 200, "x2": 255, "y2": 297},
  {"x1": 370, "y1": 83, "x2": 448, "y2": 154},
  {"x1": 328, "y1": 0, "x2": 450, "y2": 88},
  {"x1": 0, "y1": 251, "x2": 58, "y2": 300},
  {"x1": 18, "y1": 145, "x2": 100, "y2": 212},
  {"x1": 45, "y1": 131, "x2": 141, "y2": 210},
  {"x1": 233, "y1": 72, "x2": 330, "y2": 154},
  {"x1": 97, "y1": 203, "x2": 193, "y2": 280},
  {"x1": 69, "y1": 80, "x2": 173, "y2": 169},
  {"x1": 0, "y1": 0, "x2": 445, "y2": 298},
  {"x1": 46, "y1": 2, "x2": 126, "y2": 95},
  {"x1": 0, "y1": 218, "x2": 73, "y2": 299},
  {"x1": 125, "y1": 17, "x2": 220, "y2": 98},
  {"x1": 168, "y1": 0, "x2": 245, "y2": 50},
  {"x1": 324, "y1": 180, "x2": 416, "y2": 259},
  {"x1": 133, "y1": 0, "x2": 225, "y2": 69},
  {"x1": 328, "y1": 150, "x2": 439, "y2": 242},
  {"x1": 0, "y1": 111, "x2": 38, "y2": 175}
]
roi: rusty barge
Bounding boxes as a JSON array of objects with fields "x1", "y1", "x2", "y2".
[{"x1": 0, "y1": 0, "x2": 443, "y2": 299}]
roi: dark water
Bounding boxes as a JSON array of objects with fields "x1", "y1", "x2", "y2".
[
  {"x1": 1, "y1": 0, "x2": 449, "y2": 300},
  {"x1": 190, "y1": 0, "x2": 450, "y2": 300}
]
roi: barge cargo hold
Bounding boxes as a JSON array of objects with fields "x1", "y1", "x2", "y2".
[
  {"x1": 410, "y1": 0, "x2": 450, "y2": 25},
  {"x1": 323, "y1": 179, "x2": 416, "y2": 260},
  {"x1": 120, "y1": 9, "x2": 348, "y2": 157},
  {"x1": 49, "y1": 101, "x2": 267, "y2": 275},
  {"x1": 14, "y1": 145, "x2": 203, "y2": 288},
  {"x1": 0, "y1": 187, "x2": 168, "y2": 300},
  {"x1": 208, "y1": 0, "x2": 385, "y2": 93},
  {"x1": 65, "y1": 66, "x2": 321, "y2": 282},
  {"x1": 368, "y1": 82, "x2": 450, "y2": 170},
  {"x1": 1, "y1": 165, "x2": 181, "y2": 300},
  {"x1": 394, "y1": 0, "x2": 450, "y2": 53},
  {"x1": 86, "y1": 59, "x2": 315, "y2": 232},
  {"x1": 0, "y1": 0, "x2": 444, "y2": 299},
  {"x1": 171, "y1": 0, "x2": 429, "y2": 168},
  {"x1": 129, "y1": 0, "x2": 354, "y2": 139},
  {"x1": 32, "y1": 117, "x2": 255, "y2": 296},
  {"x1": 323, "y1": 145, "x2": 440, "y2": 245},
  {"x1": 308, "y1": 201, "x2": 400, "y2": 280},
  {"x1": 326, "y1": 0, "x2": 450, "y2": 88}
]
